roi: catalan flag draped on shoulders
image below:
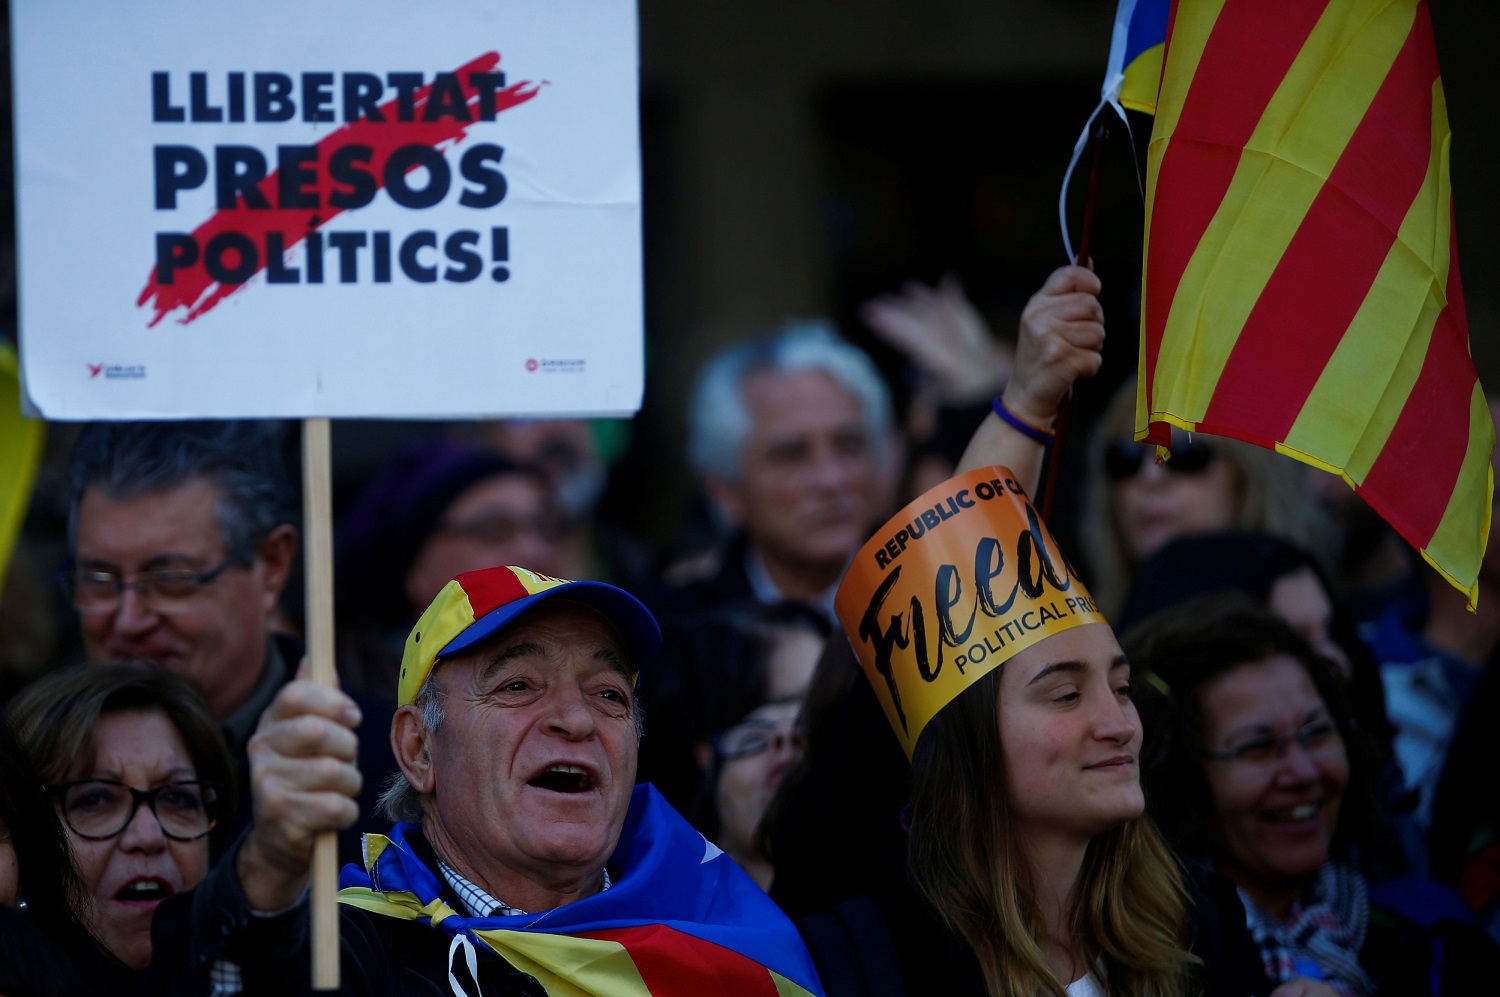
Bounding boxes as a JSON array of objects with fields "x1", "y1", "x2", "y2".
[
  {"x1": 1126, "y1": 0, "x2": 1491, "y2": 605},
  {"x1": 334, "y1": 784, "x2": 824, "y2": 997}
]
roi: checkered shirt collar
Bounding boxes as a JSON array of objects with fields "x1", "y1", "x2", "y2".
[{"x1": 438, "y1": 861, "x2": 611, "y2": 918}]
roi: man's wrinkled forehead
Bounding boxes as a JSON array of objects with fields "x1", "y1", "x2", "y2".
[{"x1": 438, "y1": 598, "x2": 635, "y2": 682}]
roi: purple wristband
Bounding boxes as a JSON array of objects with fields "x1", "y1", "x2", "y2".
[{"x1": 991, "y1": 396, "x2": 1054, "y2": 445}]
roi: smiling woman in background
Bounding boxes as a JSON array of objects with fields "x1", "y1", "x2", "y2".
[
  {"x1": 4, "y1": 663, "x2": 234, "y2": 973},
  {"x1": 1127, "y1": 596, "x2": 1500, "y2": 995}
]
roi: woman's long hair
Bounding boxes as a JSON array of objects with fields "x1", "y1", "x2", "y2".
[
  {"x1": 0, "y1": 721, "x2": 88, "y2": 935},
  {"x1": 908, "y1": 669, "x2": 1197, "y2": 997}
]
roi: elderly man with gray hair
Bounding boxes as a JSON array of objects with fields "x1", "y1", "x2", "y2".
[
  {"x1": 179, "y1": 564, "x2": 825, "y2": 996},
  {"x1": 672, "y1": 321, "x2": 897, "y2": 621}
]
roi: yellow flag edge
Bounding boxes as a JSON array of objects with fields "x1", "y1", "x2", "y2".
[{"x1": 1138, "y1": 406, "x2": 1490, "y2": 611}]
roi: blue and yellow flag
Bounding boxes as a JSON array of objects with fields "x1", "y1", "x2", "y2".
[
  {"x1": 1063, "y1": 0, "x2": 1171, "y2": 260},
  {"x1": 1104, "y1": 0, "x2": 1170, "y2": 113},
  {"x1": 338, "y1": 785, "x2": 824, "y2": 996}
]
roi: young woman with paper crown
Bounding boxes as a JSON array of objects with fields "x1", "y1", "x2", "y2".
[{"x1": 821, "y1": 265, "x2": 1334, "y2": 997}]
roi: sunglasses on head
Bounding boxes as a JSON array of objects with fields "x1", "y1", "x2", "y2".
[{"x1": 1103, "y1": 432, "x2": 1217, "y2": 481}]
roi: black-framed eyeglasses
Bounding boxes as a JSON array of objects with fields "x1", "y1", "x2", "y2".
[
  {"x1": 714, "y1": 718, "x2": 802, "y2": 763},
  {"x1": 1104, "y1": 433, "x2": 1217, "y2": 482},
  {"x1": 57, "y1": 556, "x2": 239, "y2": 616},
  {"x1": 44, "y1": 779, "x2": 220, "y2": 841},
  {"x1": 1203, "y1": 717, "x2": 1341, "y2": 768}
]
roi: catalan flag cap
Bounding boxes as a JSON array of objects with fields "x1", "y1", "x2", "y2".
[{"x1": 399, "y1": 565, "x2": 662, "y2": 707}]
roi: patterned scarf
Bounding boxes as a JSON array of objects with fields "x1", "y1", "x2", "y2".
[{"x1": 1240, "y1": 860, "x2": 1375, "y2": 997}]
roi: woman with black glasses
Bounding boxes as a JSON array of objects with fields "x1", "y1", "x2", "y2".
[
  {"x1": 0, "y1": 719, "x2": 142, "y2": 996},
  {"x1": 1127, "y1": 597, "x2": 1500, "y2": 995},
  {"x1": 4, "y1": 662, "x2": 234, "y2": 973}
]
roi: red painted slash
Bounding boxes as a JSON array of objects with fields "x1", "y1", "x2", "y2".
[{"x1": 138, "y1": 52, "x2": 539, "y2": 327}]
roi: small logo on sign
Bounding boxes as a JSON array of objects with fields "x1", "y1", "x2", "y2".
[
  {"x1": 526, "y1": 358, "x2": 539, "y2": 372},
  {"x1": 87, "y1": 364, "x2": 148, "y2": 380},
  {"x1": 534, "y1": 358, "x2": 586, "y2": 374}
]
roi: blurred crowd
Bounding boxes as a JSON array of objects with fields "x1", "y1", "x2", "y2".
[{"x1": 1, "y1": 265, "x2": 1498, "y2": 996}]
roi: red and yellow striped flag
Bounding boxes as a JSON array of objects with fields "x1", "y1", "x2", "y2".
[{"x1": 1139, "y1": 0, "x2": 1492, "y2": 605}]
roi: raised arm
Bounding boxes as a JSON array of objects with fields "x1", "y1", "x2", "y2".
[
  {"x1": 860, "y1": 274, "x2": 1014, "y2": 406},
  {"x1": 956, "y1": 264, "x2": 1104, "y2": 495}
]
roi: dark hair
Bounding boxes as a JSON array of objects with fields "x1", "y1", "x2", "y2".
[
  {"x1": 676, "y1": 600, "x2": 830, "y2": 839},
  {"x1": 67, "y1": 420, "x2": 294, "y2": 562},
  {"x1": 1117, "y1": 530, "x2": 1396, "y2": 760},
  {"x1": 760, "y1": 635, "x2": 911, "y2": 921},
  {"x1": 1124, "y1": 593, "x2": 1379, "y2": 864},
  {"x1": 3, "y1": 663, "x2": 237, "y2": 821},
  {"x1": 0, "y1": 721, "x2": 87, "y2": 935},
  {"x1": 335, "y1": 437, "x2": 541, "y2": 623},
  {"x1": 1430, "y1": 648, "x2": 1500, "y2": 884},
  {"x1": 1118, "y1": 531, "x2": 1323, "y2": 635}
]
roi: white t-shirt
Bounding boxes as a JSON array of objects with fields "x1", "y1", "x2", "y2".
[{"x1": 1066, "y1": 970, "x2": 1105, "y2": 997}]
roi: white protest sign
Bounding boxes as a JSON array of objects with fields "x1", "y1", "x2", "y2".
[{"x1": 12, "y1": 0, "x2": 643, "y2": 419}]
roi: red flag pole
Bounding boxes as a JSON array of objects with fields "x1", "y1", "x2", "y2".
[{"x1": 1042, "y1": 117, "x2": 1108, "y2": 520}]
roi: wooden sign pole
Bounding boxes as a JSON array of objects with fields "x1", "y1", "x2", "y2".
[{"x1": 301, "y1": 417, "x2": 340, "y2": 990}]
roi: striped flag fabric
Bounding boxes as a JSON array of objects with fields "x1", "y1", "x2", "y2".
[
  {"x1": 338, "y1": 785, "x2": 824, "y2": 996},
  {"x1": 1135, "y1": 0, "x2": 1491, "y2": 605}
]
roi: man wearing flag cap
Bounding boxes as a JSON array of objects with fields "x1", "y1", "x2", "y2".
[{"x1": 179, "y1": 564, "x2": 824, "y2": 996}]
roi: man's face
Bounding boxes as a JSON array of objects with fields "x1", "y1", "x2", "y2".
[
  {"x1": 74, "y1": 477, "x2": 284, "y2": 718},
  {"x1": 713, "y1": 368, "x2": 882, "y2": 575},
  {"x1": 423, "y1": 601, "x2": 638, "y2": 895}
]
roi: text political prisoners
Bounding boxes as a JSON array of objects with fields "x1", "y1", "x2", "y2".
[{"x1": 148, "y1": 68, "x2": 524, "y2": 307}]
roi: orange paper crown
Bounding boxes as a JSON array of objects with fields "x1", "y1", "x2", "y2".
[{"x1": 835, "y1": 467, "x2": 1107, "y2": 758}]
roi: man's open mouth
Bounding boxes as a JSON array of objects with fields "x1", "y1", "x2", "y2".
[{"x1": 528, "y1": 764, "x2": 594, "y2": 793}]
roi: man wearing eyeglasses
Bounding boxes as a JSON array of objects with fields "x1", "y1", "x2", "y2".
[
  {"x1": 67, "y1": 422, "x2": 298, "y2": 727},
  {"x1": 63, "y1": 419, "x2": 397, "y2": 863}
]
